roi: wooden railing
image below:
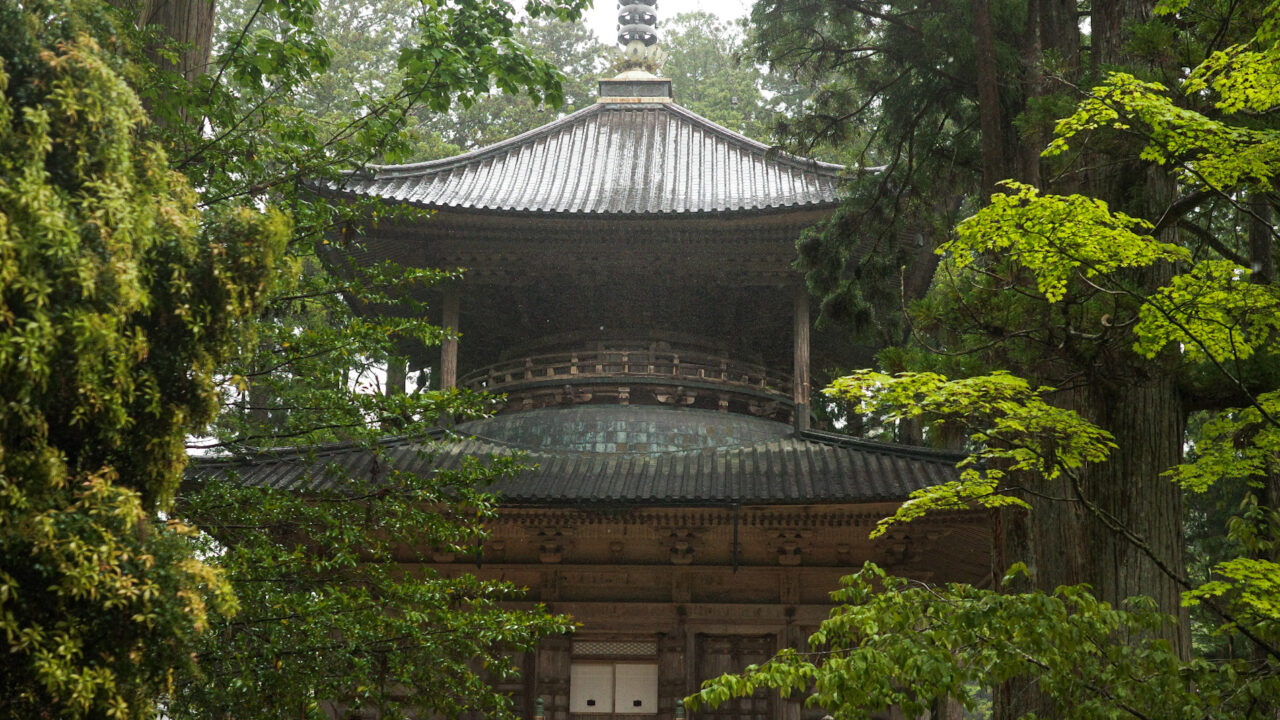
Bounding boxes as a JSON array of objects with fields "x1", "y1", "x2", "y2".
[{"x1": 458, "y1": 348, "x2": 791, "y2": 397}]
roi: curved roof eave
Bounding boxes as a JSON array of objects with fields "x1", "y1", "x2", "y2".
[
  {"x1": 314, "y1": 187, "x2": 843, "y2": 218},
  {"x1": 186, "y1": 427, "x2": 962, "y2": 507}
]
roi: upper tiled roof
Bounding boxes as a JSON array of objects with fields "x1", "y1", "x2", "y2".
[
  {"x1": 189, "y1": 413, "x2": 960, "y2": 507},
  {"x1": 326, "y1": 101, "x2": 844, "y2": 215}
]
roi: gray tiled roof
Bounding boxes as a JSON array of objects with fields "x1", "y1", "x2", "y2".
[
  {"x1": 326, "y1": 102, "x2": 844, "y2": 214},
  {"x1": 189, "y1": 426, "x2": 960, "y2": 507}
]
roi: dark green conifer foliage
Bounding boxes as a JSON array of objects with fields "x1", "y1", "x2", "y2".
[{"x1": 691, "y1": 0, "x2": 1280, "y2": 717}]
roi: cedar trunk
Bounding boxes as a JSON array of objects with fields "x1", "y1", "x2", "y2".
[
  {"x1": 994, "y1": 2, "x2": 1190, "y2": 716},
  {"x1": 141, "y1": 0, "x2": 216, "y2": 81},
  {"x1": 1068, "y1": 377, "x2": 1188, "y2": 649},
  {"x1": 971, "y1": 0, "x2": 1006, "y2": 194}
]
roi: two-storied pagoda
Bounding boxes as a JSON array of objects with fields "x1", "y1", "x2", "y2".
[{"x1": 201, "y1": 6, "x2": 990, "y2": 720}]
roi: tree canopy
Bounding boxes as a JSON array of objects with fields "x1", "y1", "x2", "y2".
[
  {"x1": 0, "y1": 5, "x2": 285, "y2": 714},
  {"x1": 1, "y1": 0, "x2": 590, "y2": 715},
  {"x1": 691, "y1": 0, "x2": 1280, "y2": 718}
]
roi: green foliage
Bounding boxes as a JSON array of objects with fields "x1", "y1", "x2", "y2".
[
  {"x1": 1186, "y1": 556, "x2": 1280, "y2": 633},
  {"x1": 4, "y1": 0, "x2": 594, "y2": 714},
  {"x1": 753, "y1": 0, "x2": 1040, "y2": 339},
  {"x1": 1047, "y1": 72, "x2": 1280, "y2": 193},
  {"x1": 690, "y1": 563, "x2": 1279, "y2": 720},
  {"x1": 1136, "y1": 260, "x2": 1280, "y2": 362},
  {"x1": 1171, "y1": 391, "x2": 1280, "y2": 651},
  {"x1": 0, "y1": 10, "x2": 284, "y2": 716},
  {"x1": 170, "y1": 453, "x2": 575, "y2": 719},
  {"x1": 827, "y1": 371, "x2": 1115, "y2": 536},
  {"x1": 1184, "y1": 1, "x2": 1280, "y2": 113},
  {"x1": 698, "y1": 4, "x2": 1280, "y2": 718},
  {"x1": 1169, "y1": 392, "x2": 1280, "y2": 493},
  {"x1": 420, "y1": 17, "x2": 609, "y2": 151},
  {"x1": 0, "y1": 472, "x2": 236, "y2": 720},
  {"x1": 202, "y1": 253, "x2": 481, "y2": 450},
  {"x1": 145, "y1": 0, "x2": 590, "y2": 204},
  {"x1": 661, "y1": 13, "x2": 775, "y2": 140},
  {"x1": 153, "y1": 0, "x2": 596, "y2": 712},
  {"x1": 951, "y1": 182, "x2": 1189, "y2": 303}
]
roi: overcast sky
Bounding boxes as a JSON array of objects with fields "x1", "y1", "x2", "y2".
[{"x1": 585, "y1": 0, "x2": 753, "y2": 46}]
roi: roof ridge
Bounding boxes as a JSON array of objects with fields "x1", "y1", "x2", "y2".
[
  {"x1": 798, "y1": 428, "x2": 964, "y2": 463},
  {"x1": 354, "y1": 103, "x2": 606, "y2": 179},
  {"x1": 662, "y1": 102, "x2": 844, "y2": 175},
  {"x1": 359, "y1": 102, "x2": 846, "y2": 180}
]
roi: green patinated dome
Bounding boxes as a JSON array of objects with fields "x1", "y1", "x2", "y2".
[{"x1": 455, "y1": 405, "x2": 791, "y2": 454}]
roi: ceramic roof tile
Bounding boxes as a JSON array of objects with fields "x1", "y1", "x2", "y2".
[
  {"x1": 322, "y1": 103, "x2": 842, "y2": 215},
  {"x1": 189, "y1": 428, "x2": 960, "y2": 507}
]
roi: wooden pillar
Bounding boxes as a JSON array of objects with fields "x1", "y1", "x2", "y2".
[
  {"x1": 382, "y1": 355, "x2": 408, "y2": 431},
  {"x1": 441, "y1": 288, "x2": 459, "y2": 390},
  {"x1": 385, "y1": 356, "x2": 406, "y2": 396},
  {"x1": 792, "y1": 285, "x2": 811, "y2": 432}
]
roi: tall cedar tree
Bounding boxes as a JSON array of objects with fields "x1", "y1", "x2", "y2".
[
  {"x1": 753, "y1": 0, "x2": 1271, "y2": 651},
  {"x1": 688, "y1": 1, "x2": 1280, "y2": 717}
]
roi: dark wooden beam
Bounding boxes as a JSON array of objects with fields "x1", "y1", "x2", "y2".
[
  {"x1": 792, "y1": 285, "x2": 811, "y2": 432},
  {"x1": 441, "y1": 288, "x2": 459, "y2": 390},
  {"x1": 386, "y1": 356, "x2": 406, "y2": 396}
]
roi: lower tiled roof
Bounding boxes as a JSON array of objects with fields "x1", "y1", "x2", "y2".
[{"x1": 189, "y1": 417, "x2": 960, "y2": 507}]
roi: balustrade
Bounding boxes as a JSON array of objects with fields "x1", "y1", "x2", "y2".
[{"x1": 458, "y1": 348, "x2": 791, "y2": 398}]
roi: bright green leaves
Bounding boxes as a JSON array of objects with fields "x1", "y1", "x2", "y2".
[
  {"x1": 1174, "y1": 391, "x2": 1280, "y2": 649},
  {"x1": 873, "y1": 477, "x2": 1025, "y2": 538},
  {"x1": 1047, "y1": 71, "x2": 1280, "y2": 193},
  {"x1": 0, "y1": 23, "x2": 287, "y2": 503},
  {"x1": 947, "y1": 182, "x2": 1187, "y2": 303},
  {"x1": 716, "y1": 6, "x2": 1280, "y2": 720},
  {"x1": 1184, "y1": 0, "x2": 1280, "y2": 114},
  {"x1": 1190, "y1": 46, "x2": 1280, "y2": 115},
  {"x1": 1168, "y1": 391, "x2": 1280, "y2": 493},
  {"x1": 688, "y1": 564, "x2": 1228, "y2": 720},
  {"x1": 0, "y1": 14, "x2": 281, "y2": 719},
  {"x1": 826, "y1": 371, "x2": 1115, "y2": 536},
  {"x1": 1185, "y1": 557, "x2": 1280, "y2": 631},
  {"x1": 0, "y1": 469, "x2": 237, "y2": 718},
  {"x1": 1136, "y1": 260, "x2": 1280, "y2": 362}
]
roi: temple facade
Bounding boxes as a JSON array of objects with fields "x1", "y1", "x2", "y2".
[{"x1": 198, "y1": 9, "x2": 991, "y2": 719}]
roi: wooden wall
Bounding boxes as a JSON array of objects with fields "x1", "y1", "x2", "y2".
[{"x1": 424, "y1": 504, "x2": 990, "y2": 720}]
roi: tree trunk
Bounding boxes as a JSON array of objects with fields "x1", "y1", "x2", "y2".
[
  {"x1": 1072, "y1": 376, "x2": 1189, "y2": 650},
  {"x1": 995, "y1": 5, "x2": 1190, "y2": 716},
  {"x1": 971, "y1": 0, "x2": 1007, "y2": 195},
  {"x1": 140, "y1": 0, "x2": 217, "y2": 81},
  {"x1": 1069, "y1": 2, "x2": 1190, "y2": 644},
  {"x1": 1249, "y1": 195, "x2": 1274, "y2": 285},
  {"x1": 1033, "y1": 167, "x2": 1191, "y2": 657},
  {"x1": 1017, "y1": 0, "x2": 1082, "y2": 190}
]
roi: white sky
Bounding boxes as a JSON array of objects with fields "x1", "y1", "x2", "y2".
[{"x1": 585, "y1": 0, "x2": 753, "y2": 46}]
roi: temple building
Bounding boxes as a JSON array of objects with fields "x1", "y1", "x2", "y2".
[{"x1": 195, "y1": 5, "x2": 990, "y2": 719}]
